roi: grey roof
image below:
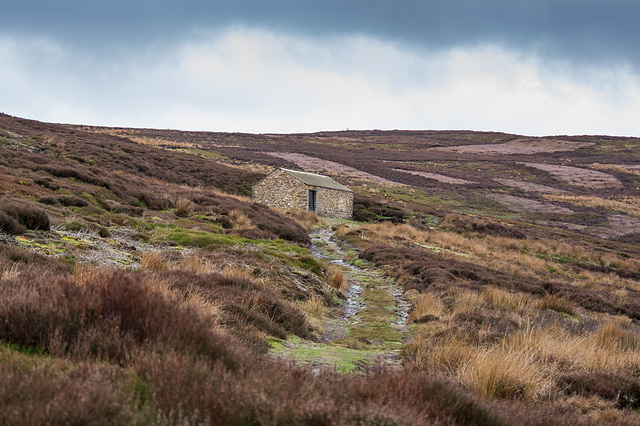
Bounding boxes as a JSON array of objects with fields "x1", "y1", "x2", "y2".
[{"x1": 281, "y1": 168, "x2": 352, "y2": 192}]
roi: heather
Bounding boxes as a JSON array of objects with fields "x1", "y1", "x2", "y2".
[{"x1": 2, "y1": 113, "x2": 640, "y2": 424}]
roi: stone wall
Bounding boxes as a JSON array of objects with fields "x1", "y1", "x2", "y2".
[
  {"x1": 252, "y1": 169, "x2": 353, "y2": 219},
  {"x1": 314, "y1": 187, "x2": 353, "y2": 220},
  {"x1": 252, "y1": 169, "x2": 307, "y2": 210}
]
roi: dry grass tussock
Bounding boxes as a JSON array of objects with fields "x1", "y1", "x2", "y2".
[
  {"x1": 221, "y1": 264, "x2": 258, "y2": 283},
  {"x1": 271, "y1": 208, "x2": 322, "y2": 232},
  {"x1": 174, "y1": 196, "x2": 196, "y2": 217},
  {"x1": 451, "y1": 291, "x2": 486, "y2": 316},
  {"x1": 481, "y1": 286, "x2": 531, "y2": 313},
  {"x1": 345, "y1": 221, "x2": 640, "y2": 280},
  {"x1": 298, "y1": 296, "x2": 327, "y2": 332},
  {"x1": 207, "y1": 187, "x2": 252, "y2": 203},
  {"x1": 537, "y1": 294, "x2": 576, "y2": 315},
  {"x1": 408, "y1": 292, "x2": 444, "y2": 322},
  {"x1": 229, "y1": 208, "x2": 253, "y2": 229},
  {"x1": 0, "y1": 263, "x2": 21, "y2": 281},
  {"x1": 326, "y1": 264, "x2": 347, "y2": 291},
  {"x1": 591, "y1": 162, "x2": 640, "y2": 177},
  {"x1": 179, "y1": 253, "x2": 214, "y2": 274},
  {"x1": 542, "y1": 193, "x2": 640, "y2": 218},
  {"x1": 408, "y1": 320, "x2": 640, "y2": 402},
  {"x1": 140, "y1": 251, "x2": 170, "y2": 273}
]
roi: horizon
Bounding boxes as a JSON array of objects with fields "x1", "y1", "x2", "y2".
[{"x1": 4, "y1": 112, "x2": 635, "y2": 139}]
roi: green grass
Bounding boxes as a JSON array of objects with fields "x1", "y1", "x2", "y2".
[
  {"x1": 360, "y1": 288, "x2": 395, "y2": 308},
  {"x1": 348, "y1": 321, "x2": 403, "y2": 342},
  {"x1": 156, "y1": 228, "x2": 244, "y2": 248},
  {"x1": 270, "y1": 336, "x2": 374, "y2": 373}
]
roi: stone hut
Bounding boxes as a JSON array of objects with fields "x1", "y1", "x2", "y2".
[{"x1": 252, "y1": 168, "x2": 353, "y2": 219}]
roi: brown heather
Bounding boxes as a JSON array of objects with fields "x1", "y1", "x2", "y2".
[
  {"x1": 1, "y1": 253, "x2": 581, "y2": 425},
  {"x1": 4, "y1": 114, "x2": 640, "y2": 424}
]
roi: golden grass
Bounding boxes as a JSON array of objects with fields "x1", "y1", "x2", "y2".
[
  {"x1": 537, "y1": 294, "x2": 576, "y2": 315},
  {"x1": 346, "y1": 222, "x2": 640, "y2": 289},
  {"x1": 408, "y1": 293, "x2": 444, "y2": 322},
  {"x1": 140, "y1": 251, "x2": 170, "y2": 273},
  {"x1": 451, "y1": 291, "x2": 485, "y2": 316},
  {"x1": 139, "y1": 272, "x2": 226, "y2": 335},
  {"x1": 411, "y1": 320, "x2": 640, "y2": 400},
  {"x1": 180, "y1": 253, "x2": 214, "y2": 274},
  {"x1": 566, "y1": 395, "x2": 628, "y2": 424},
  {"x1": 290, "y1": 209, "x2": 323, "y2": 232},
  {"x1": 542, "y1": 193, "x2": 640, "y2": 218},
  {"x1": 184, "y1": 292, "x2": 224, "y2": 329},
  {"x1": 591, "y1": 162, "x2": 640, "y2": 177},
  {"x1": 229, "y1": 209, "x2": 253, "y2": 229},
  {"x1": 1, "y1": 263, "x2": 21, "y2": 281},
  {"x1": 481, "y1": 286, "x2": 530, "y2": 312},
  {"x1": 595, "y1": 321, "x2": 639, "y2": 351},
  {"x1": 72, "y1": 265, "x2": 103, "y2": 286},
  {"x1": 326, "y1": 265, "x2": 347, "y2": 292},
  {"x1": 270, "y1": 207, "x2": 323, "y2": 232},
  {"x1": 175, "y1": 197, "x2": 195, "y2": 217},
  {"x1": 337, "y1": 220, "x2": 640, "y2": 405},
  {"x1": 208, "y1": 187, "x2": 252, "y2": 203},
  {"x1": 458, "y1": 343, "x2": 548, "y2": 400},
  {"x1": 404, "y1": 267, "x2": 640, "y2": 402},
  {"x1": 299, "y1": 296, "x2": 327, "y2": 332},
  {"x1": 221, "y1": 264, "x2": 257, "y2": 283}
]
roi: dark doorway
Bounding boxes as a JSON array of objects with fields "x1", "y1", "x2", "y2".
[{"x1": 308, "y1": 190, "x2": 317, "y2": 212}]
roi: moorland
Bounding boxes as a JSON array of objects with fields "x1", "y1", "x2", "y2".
[{"x1": 2, "y1": 112, "x2": 640, "y2": 424}]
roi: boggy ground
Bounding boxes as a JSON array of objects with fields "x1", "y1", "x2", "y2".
[{"x1": 271, "y1": 224, "x2": 411, "y2": 373}]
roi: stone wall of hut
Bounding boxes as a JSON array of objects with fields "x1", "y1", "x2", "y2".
[
  {"x1": 252, "y1": 169, "x2": 353, "y2": 219},
  {"x1": 252, "y1": 170, "x2": 307, "y2": 210},
  {"x1": 314, "y1": 187, "x2": 353, "y2": 220}
]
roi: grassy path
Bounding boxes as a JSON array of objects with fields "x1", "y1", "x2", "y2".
[{"x1": 270, "y1": 226, "x2": 411, "y2": 373}]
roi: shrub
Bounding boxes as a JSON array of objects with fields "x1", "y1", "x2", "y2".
[
  {"x1": 33, "y1": 177, "x2": 60, "y2": 190},
  {"x1": 0, "y1": 363, "x2": 137, "y2": 425},
  {"x1": 0, "y1": 271, "x2": 239, "y2": 367},
  {"x1": 558, "y1": 372, "x2": 640, "y2": 408},
  {"x1": 60, "y1": 221, "x2": 95, "y2": 233},
  {"x1": 37, "y1": 196, "x2": 59, "y2": 205},
  {"x1": 359, "y1": 244, "x2": 637, "y2": 318},
  {"x1": 160, "y1": 270, "x2": 312, "y2": 343},
  {"x1": 44, "y1": 166, "x2": 111, "y2": 189},
  {"x1": 353, "y1": 193, "x2": 406, "y2": 223},
  {"x1": 112, "y1": 204, "x2": 143, "y2": 217},
  {"x1": 0, "y1": 202, "x2": 50, "y2": 232},
  {"x1": 56, "y1": 196, "x2": 89, "y2": 207},
  {"x1": 0, "y1": 211, "x2": 26, "y2": 235}
]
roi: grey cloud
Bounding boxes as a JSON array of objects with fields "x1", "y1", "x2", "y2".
[{"x1": 2, "y1": 1, "x2": 639, "y2": 68}]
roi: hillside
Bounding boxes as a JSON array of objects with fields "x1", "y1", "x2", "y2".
[{"x1": 2, "y1": 113, "x2": 640, "y2": 424}]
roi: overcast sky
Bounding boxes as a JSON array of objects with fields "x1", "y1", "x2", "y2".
[{"x1": 2, "y1": 1, "x2": 639, "y2": 136}]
